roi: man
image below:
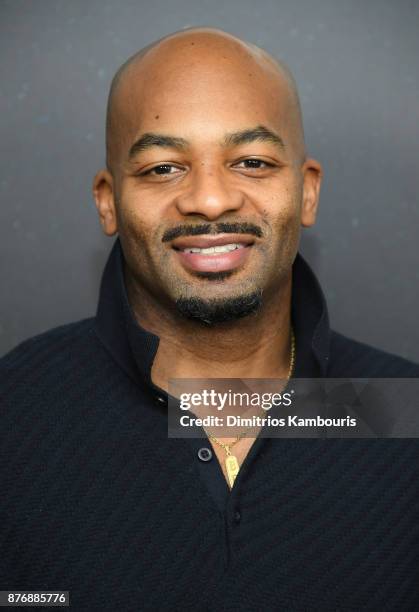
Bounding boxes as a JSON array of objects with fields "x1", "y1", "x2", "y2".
[{"x1": 1, "y1": 27, "x2": 418, "y2": 611}]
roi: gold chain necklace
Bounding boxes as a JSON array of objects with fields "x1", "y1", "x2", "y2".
[{"x1": 207, "y1": 327, "x2": 296, "y2": 489}]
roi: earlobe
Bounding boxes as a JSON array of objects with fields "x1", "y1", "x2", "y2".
[
  {"x1": 300, "y1": 158, "x2": 323, "y2": 228},
  {"x1": 92, "y1": 169, "x2": 118, "y2": 236}
]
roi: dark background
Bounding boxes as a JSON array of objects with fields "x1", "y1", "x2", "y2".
[{"x1": 1, "y1": 0, "x2": 418, "y2": 360}]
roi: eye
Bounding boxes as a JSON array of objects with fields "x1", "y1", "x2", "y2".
[
  {"x1": 234, "y1": 159, "x2": 274, "y2": 170},
  {"x1": 141, "y1": 164, "x2": 183, "y2": 177}
]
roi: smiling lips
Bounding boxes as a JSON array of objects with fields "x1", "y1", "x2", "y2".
[{"x1": 171, "y1": 233, "x2": 255, "y2": 273}]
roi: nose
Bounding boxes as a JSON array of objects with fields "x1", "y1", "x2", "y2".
[{"x1": 174, "y1": 165, "x2": 245, "y2": 221}]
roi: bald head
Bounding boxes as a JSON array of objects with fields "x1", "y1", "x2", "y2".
[{"x1": 105, "y1": 28, "x2": 306, "y2": 172}]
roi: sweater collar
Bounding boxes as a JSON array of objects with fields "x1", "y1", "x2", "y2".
[{"x1": 94, "y1": 238, "x2": 331, "y2": 392}]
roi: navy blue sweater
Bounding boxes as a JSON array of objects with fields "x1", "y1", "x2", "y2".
[{"x1": 1, "y1": 241, "x2": 418, "y2": 611}]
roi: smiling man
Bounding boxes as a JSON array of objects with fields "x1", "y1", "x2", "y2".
[{"x1": 1, "y1": 27, "x2": 419, "y2": 611}]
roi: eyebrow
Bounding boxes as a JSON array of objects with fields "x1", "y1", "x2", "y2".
[
  {"x1": 128, "y1": 133, "x2": 189, "y2": 159},
  {"x1": 128, "y1": 124, "x2": 285, "y2": 159},
  {"x1": 223, "y1": 125, "x2": 285, "y2": 150}
]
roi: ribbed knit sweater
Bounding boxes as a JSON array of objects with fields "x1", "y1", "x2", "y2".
[{"x1": 1, "y1": 241, "x2": 418, "y2": 611}]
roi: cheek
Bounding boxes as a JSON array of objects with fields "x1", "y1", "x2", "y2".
[
  {"x1": 115, "y1": 195, "x2": 175, "y2": 276},
  {"x1": 256, "y1": 171, "x2": 303, "y2": 215},
  {"x1": 265, "y1": 190, "x2": 302, "y2": 264},
  {"x1": 115, "y1": 201, "x2": 159, "y2": 278},
  {"x1": 263, "y1": 185, "x2": 302, "y2": 238},
  {"x1": 270, "y1": 213, "x2": 300, "y2": 258},
  {"x1": 116, "y1": 198, "x2": 157, "y2": 243}
]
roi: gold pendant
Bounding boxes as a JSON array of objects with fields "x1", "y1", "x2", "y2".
[{"x1": 225, "y1": 454, "x2": 240, "y2": 488}]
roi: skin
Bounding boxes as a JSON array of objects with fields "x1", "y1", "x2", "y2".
[{"x1": 93, "y1": 28, "x2": 322, "y2": 477}]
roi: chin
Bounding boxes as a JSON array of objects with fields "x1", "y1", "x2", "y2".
[{"x1": 174, "y1": 290, "x2": 263, "y2": 326}]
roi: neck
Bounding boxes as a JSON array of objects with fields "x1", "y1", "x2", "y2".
[{"x1": 126, "y1": 274, "x2": 293, "y2": 392}]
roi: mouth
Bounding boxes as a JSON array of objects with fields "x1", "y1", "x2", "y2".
[{"x1": 171, "y1": 234, "x2": 255, "y2": 273}]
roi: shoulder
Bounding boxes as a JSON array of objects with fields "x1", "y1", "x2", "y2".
[
  {"x1": 1, "y1": 318, "x2": 95, "y2": 363},
  {"x1": 0, "y1": 318, "x2": 109, "y2": 389},
  {"x1": 328, "y1": 330, "x2": 419, "y2": 377}
]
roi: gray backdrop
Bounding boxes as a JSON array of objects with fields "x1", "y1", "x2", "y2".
[{"x1": 1, "y1": 0, "x2": 418, "y2": 360}]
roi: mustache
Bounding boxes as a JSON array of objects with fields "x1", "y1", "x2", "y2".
[{"x1": 162, "y1": 222, "x2": 263, "y2": 243}]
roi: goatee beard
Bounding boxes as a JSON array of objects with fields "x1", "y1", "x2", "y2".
[{"x1": 174, "y1": 290, "x2": 263, "y2": 326}]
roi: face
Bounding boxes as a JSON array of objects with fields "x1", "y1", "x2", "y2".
[{"x1": 94, "y1": 36, "x2": 322, "y2": 324}]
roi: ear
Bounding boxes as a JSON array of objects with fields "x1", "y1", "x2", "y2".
[
  {"x1": 300, "y1": 158, "x2": 323, "y2": 228},
  {"x1": 92, "y1": 169, "x2": 118, "y2": 236}
]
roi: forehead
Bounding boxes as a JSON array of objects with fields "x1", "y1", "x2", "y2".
[{"x1": 113, "y1": 40, "x2": 295, "y2": 150}]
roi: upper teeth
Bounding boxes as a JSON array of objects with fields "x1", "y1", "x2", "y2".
[{"x1": 182, "y1": 243, "x2": 245, "y2": 254}]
